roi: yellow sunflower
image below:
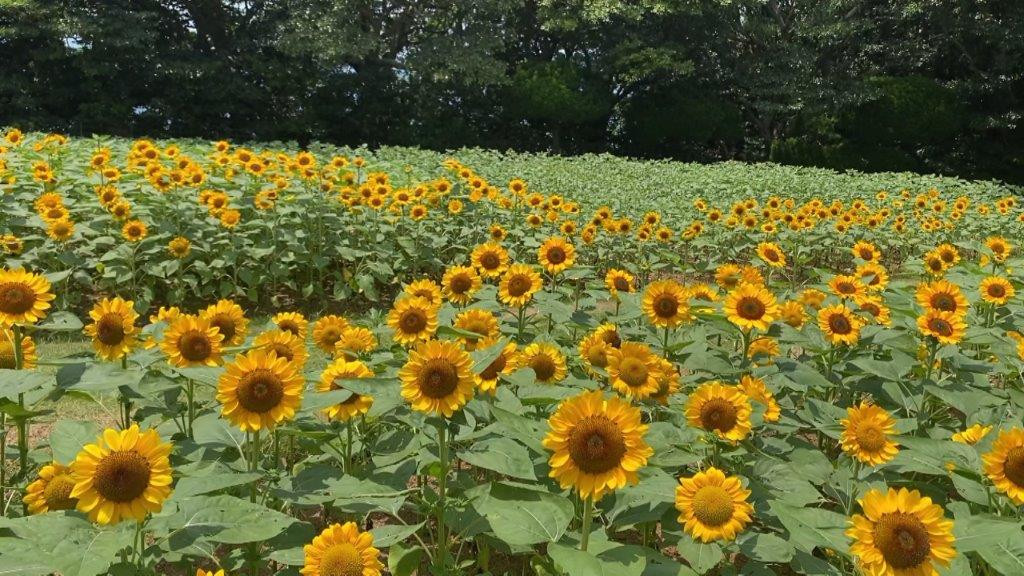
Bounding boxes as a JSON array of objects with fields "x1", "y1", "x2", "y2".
[
  {"x1": 675, "y1": 467, "x2": 754, "y2": 543},
  {"x1": 300, "y1": 521, "x2": 383, "y2": 576},
  {"x1": 404, "y1": 278, "x2": 444, "y2": 307},
  {"x1": 979, "y1": 276, "x2": 1014, "y2": 305},
  {"x1": 779, "y1": 300, "x2": 806, "y2": 328},
  {"x1": 604, "y1": 269, "x2": 635, "y2": 298},
  {"x1": 847, "y1": 487, "x2": 956, "y2": 576},
  {"x1": 747, "y1": 336, "x2": 780, "y2": 365},
  {"x1": 24, "y1": 462, "x2": 78, "y2": 514},
  {"x1": 856, "y1": 262, "x2": 889, "y2": 292},
  {"x1": 313, "y1": 314, "x2": 351, "y2": 352},
  {"x1": 121, "y1": 219, "x2": 148, "y2": 242},
  {"x1": 917, "y1": 310, "x2": 966, "y2": 345},
  {"x1": 168, "y1": 236, "x2": 191, "y2": 258},
  {"x1": 829, "y1": 274, "x2": 867, "y2": 299},
  {"x1": 476, "y1": 342, "x2": 518, "y2": 394},
  {"x1": 982, "y1": 427, "x2": 1024, "y2": 505},
  {"x1": 606, "y1": 342, "x2": 663, "y2": 400},
  {"x1": 951, "y1": 424, "x2": 991, "y2": 445},
  {"x1": 253, "y1": 329, "x2": 309, "y2": 369},
  {"x1": 84, "y1": 297, "x2": 139, "y2": 361},
  {"x1": 399, "y1": 339, "x2": 475, "y2": 417},
  {"x1": 0, "y1": 326, "x2": 37, "y2": 369},
  {"x1": 578, "y1": 323, "x2": 621, "y2": 371},
  {"x1": 318, "y1": 358, "x2": 375, "y2": 421},
  {"x1": 47, "y1": 218, "x2": 75, "y2": 242},
  {"x1": 0, "y1": 268, "x2": 55, "y2": 326},
  {"x1": 642, "y1": 279, "x2": 690, "y2": 328},
  {"x1": 471, "y1": 242, "x2": 509, "y2": 278},
  {"x1": 818, "y1": 304, "x2": 864, "y2": 346},
  {"x1": 69, "y1": 424, "x2": 173, "y2": 525},
  {"x1": 452, "y1": 308, "x2": 500, "y2": 351},
  {"x1": 840, "y1": 402, "x2": 899, "y2": 466},
  {"x1": 217, "y1": 349, "x2": 303, "y2": 432},
  {"x1": 685, "y1": 382, "x2": 752, "y2": 442},
  {"x1": 916, "y1": 280, "x2": 968, "y2": 317},
  {"x1": 200, "y1": 299, "x2": 249, "y2": 347},
  {"x1": 985, "y1": 236, "x2": 1012, "y2": 262},
  {"x1": 852, "y1": 240, "x2": 881, "y2": 263},
  {"x1": 387, "y1": 297, "x2": 438, "y2": 346},
  {"x1": 756, "y1": 242, "x2": 786, "y2": 268},
  {"x1": 498, "y1": 264, "x2": 543, "y2": 308},
  {"x1": 738, "y1": 375, "x2": 780, "y2": 422},
  {"x1": 160, "y1": 315, "x2": 225, "y2": 367},
  {"x1": 333, "y1": 326, "x2": 377, "y2": 361},
  {"x1": 537, "y1": 236, "x2": 576, "y2": 275},
  {"x1": 856, "y1": 295, "x2": 892, "y2": 326},
  {"x1": 272, "y1": 311, "x2": 309, "y2": 337},
  {"x1": 542, "y1": 390, "x2": 653, "y2": 501},
  {"x1": 651, "y1": 358, "x2": 680, "y2": 405},
  {"x1": 800, "y1": 288, "x2": 827, "y2": 309},
  {"x1": 442, "y1": 265, "x2": 482, "y2": 306},
  {"x1": 518, "y1": 341, "x2": 567, "y2": 384},
  {"x1": 723, "y1": 283, "x2": 778, "y2": 332}
]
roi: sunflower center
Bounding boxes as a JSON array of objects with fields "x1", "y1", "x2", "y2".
[
  {"x1": 928, "y1": 318, "x2": 953, "y2": 337},
  {"x1": 987, "y1": 285, "x2": 1006, "y2": 298},
  {"x1": 320, "y1": 328, "x2": 342, "y2": 347},
  {"x1": 400, "y1": 309, "x2": 427, "y2": 334},
  {"x1": 480, "y1": 253, "x2": 500, "y2": 269},
  {"x1": 603, "y1": 331, "x2": 622, "y2": 348},
  {"x1": 764, "y1": 249, "x2": 779, "y2": 262},
  {"x1": 94, "y1": 450, "x2": 152, "y2": 503},
  {"x1": 420, "y1": 359, "x2": 459, "y2": 398},
  {"x1": 96, "y1": 313, "x2": 126, "y2": 346},
  {"x1": 928, "y1": 259, "x2": 943, "y2": 272},
  {"x1": 237, "y1": 369, "x2": 285, "y2": 413},
  {"x1": 567, "y1": 415, "x2": 626, "y2": 474},
  {"x1": 930, "y1": 294, "x2": 956, "y2": 312},
  {"x1": 654, "y1": 295, "x2": 678, "y2": 318},
  {"x1": 530, "y1": 354, "x2": 556, "y2": 382},
  {"x1": 854, "y1": 421, "x2": 887, "y2": 451},
  {"x1": 619, "y1": 357, "x2": 649, "y2": 388},
  {"x1": 278, "y1": 321, "x2": 299, "y2": 334},
  {"x1": 692, "y1": 485, "x2": 735, "y2": 527},
  {"x1": 545, "y1": 247, "x2": 566, "y2": 265},
  {"x1": 507, "y1": 275, "x2": 532, "y2": 297},
  {"x1": 479, "y1": 353, "x2": 507, "y2": 381},
  {"x1": 319, "y1": 542, "x2": 364, "y2": 576},
  {"x1": 586, "y1": 345, "x2": 608, "y2": 368},
  {"x1": 700, "y1": 398, "x2": 738, "y2": 433},
  {"x1": 449, "y1": 275, "x2": 472, "y2": 294},
  {"x1": 736, "y1": 297, "x2": 765, "y2": 320},
  {"x1": 836, "y1": 282, "x2": 856, "y2": 295},
  {"x1": 828, "y1": 313, "x2": 852, "y2": 335},
  {"x1": 1004, "y1": 447, "x2": 1024, "y2": 486},
  {"x1": 940, "y1": 251, "x2": 955, "y2": 263},
  {"x1": 270, "y1": 343, "x2": 294, "y2": 362},
  {"x1": 340, "y1": 392, "x2": 362, "y2": 406},
  {"x1": 0, "y1": 282, "x2": 35, "y2": 315},
  {"x1": 874, "y1": 512, "x2": 932, "y2": 570},
  {"x1": 209, "y1": 314, "x2": 236, "y2": 342},
  {"x1": 858, "y1": 249, "x2": 874, "y2": 260},
  {"x1": 178, "y1": 330, "x2": 213, "y2": 362},
  {"x1": 42, "y1": 473, "x2": 77, "y2": 510},
  {"x1": 613, "y1": 277, "x2": 630, "y2": 292}
]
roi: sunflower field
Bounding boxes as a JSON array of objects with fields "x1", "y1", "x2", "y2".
[{"x1": 1, "y1": 128, "x2": 1024, "y2": 576}]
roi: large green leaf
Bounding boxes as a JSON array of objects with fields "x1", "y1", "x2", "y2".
[
  {"x1": 457, "y1": 436, "x2": 536, "y2": 480},
  {"x1": 769, "y1": 501, "x2": 849, "y2": 554},
  {"x1": 471, "y1": 482, "x2": 574, "y2": 546},
  {"x1": 0, "y1": 513, "x2": 133, "y2": 576}
]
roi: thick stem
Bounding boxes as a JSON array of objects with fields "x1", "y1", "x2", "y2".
[
  {"x1": 580, "y1": 496, "x2": 594, "y2": 552},
  {"x1": 345, "y1": 421, "x2": 354, "y2": 474},
  {"x1": 435, "y1": 423, "x2": 450, "y2": 570},
  {"x1": 13, "y1": 326, "x2": 29, "y2": 488},
  {"x1": 186, "y1": 380, "x2": 196, "y2": 439}
]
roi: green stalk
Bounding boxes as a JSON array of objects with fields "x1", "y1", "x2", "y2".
[
  {"x1": 185, "y1": 379, "x2": 196, "y2": 439},
  {"x1": 435, "y1": 423, "x2": 450, "y2": 570},
  {"x1": 580, "y1": 496, "x2": 594, "y2": 552},
  {"x1": 13, "y1": 325, "x2": 29, "y2": 487}
]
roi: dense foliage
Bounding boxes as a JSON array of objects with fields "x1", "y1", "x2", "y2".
[{"x1": 2, "y1": 1, "x2": 1023, "y2": 182}]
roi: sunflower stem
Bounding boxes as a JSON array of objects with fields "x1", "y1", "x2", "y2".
[
  {"x1": 344, "y1": 420, "x2": 353, "y2": 474},
  {"x1": 249, "y1": 429, "x2": 262, "y2": 503},
  {"x1": 185, "y1": 379, "x2": 196, "y2": 439},
  {"x1": 13, "y1": 325, "x2": 30, "y2": 495},
  {"x1": 435, "y1": 422, "x2": 450, "y2": 570},
  {"x1": 580, "y1": 496, "x2": 594, "y2": 552}
]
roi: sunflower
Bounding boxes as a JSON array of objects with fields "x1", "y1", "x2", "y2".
[
  {"x1": 852, "y1": 240, "x2": 881, "y2": 263},
  {"x1": 313, "y1": 315, "x2": 351, "y2": 352},
  {"x1": 23, "y1": 461, "x2": 78, "y2": 514},
  {"x1": 200, "y1": 299, "x2": 249, "y2": 347},
  {"x1": 979, "y1": 276, "x2": 1014, "y2": 305},
  {"x1": 847, "y1": 487, "x2": 956, "y2": 576},
  {"x1": 951, "y1": 424, "x2": 991, "y2": 445},
  {"x1": 604, "y1": 269, "x2": 635, "y2": 298},
  {"x1": 685, "y1": 382, "x2": 752, "y2": 442},
  {"x1": 985, "y1": 236, "x2": 1012, "y2": 262},
  {"x1": 161, "y1": 315, "x2": 225, "y2": 367},
  {"x1": 829, "y1": 274, "x2": 867, "y2": 299},
  {"x1": 982, "y1": 427, "x2": 1024, "y2": 505},
  {"x1": 642, "y1": 279, "x2": 690, "y2": 328},
  {"x1": 714, "y1": 264, "x2": 743, "y2": 289},
  {"x1": 689, "y1": 283, "x2": 719, "y2": 303},
  {"x1": 121, "y1": 219, "x2": 148, "y2": 242},
  {"x1": 318, "y1": 358, "x2": 375, "y2": 421},
  {"x1": 452, "y1": 308, "x2": 500, "y2": 351},
  {"x1": 476, "y1": 342, "x2": 518, "y2": 394},
  {"x1": 404, "y1": 279, "x2": 444, "y2": 307},
  {"x1": 915, "y1": 280, "x2": 968, "y2": 317},
  {"x1": 301, "y1": 521, "x2": 383, "y2": 576},
  {"x1": 518, "y1": 341, "x2": 567, "y2": 384},
  {"x1": 675, "y1": 467, "x2": 754, "y2": 543},
  {"x1": 779, "y1": 300, "x2": 806, "y2": 328},
  {"x1": 935, "y1": 243, "x2": 960, "y2": 266},
  {"x1": 651, "y1": 358, "x2": 680, "y2": 405},
  {"x1": 488, "y1": 224, "x2": 507, "y2": 242},
  {"x1": 168, "y1": 236, "x2": 191, "y2": 258},
  {"x1": 537, "y1": 236, "x2": 576, "y2": 275},
  {"x1": 756, "y1": 242, "x2": 786, "y2": 268},
  {"x1": 217, "y1": 349, "x2": 303, "y2": 432},
  {"x1": 917, "y1": 310, "x2": 966, "y2": 345},
  {"x1": 542, "y1": 390, "x2": 652, "y2": 501},
  {"x1": 856, "y1": 295, "x2": 892, "y2": 326},
  {"x1": 471, "y1": 242, "x2": 509, "y2": 278},
  {"x1": 84, "y1": 297, "x2": 139, "y2": 361},
  {"x1": 47, "y1": 218, "x2": 75, "y2": 242},
  {"x1": 856, "y1": 262, "x2": 889, "y2": 292},
  {"x1": 273, "y1": 311, "x2": 309, "y2": 337},
  {"x1": 840, "y1": 402, "x2": 899, "y2": 466},
  {"x1": 738, "y1": 375, "x2": 780, "y2": 422},
  {"x1": 723, "y1": 283, "x2": 778, "y2": 332},
  {"x1": 69, "y1": 424, "x2": 172, "y2": 525},
  {"x1": 253, "y1": 329, "x2": 309, "y2": 368},
  {"x1": 387, "y1": 297, "x2": 438, "y2": 346},
  {"x1": 334, "y1": 326, "x2": 377, "y2": 361},
  {"x1": 800, "y1": 288, "x2": 827, "y2": 309},
  {"x1": 606, "y1": 342, "x2": 663, "y2": 400},
  {"x1": 746, "y1": 336, "x2": 779, "y2": 364},
  {"x1": 399, "y1": 339, "x2": 475, "y2": 417},
  {"x1": 197, "y1": 570, "x2": 224, "y2": 576},
  {"x1": 498, "y1": 264, "x2": 543, "y2": 308},
  {"x1": 442, "y1": 265, "x2": 482, "y2": 306},
  {"x1": 0, "y1": 326, "x2": 36, "y2": 369},
  {"x1": 0, "y1": 268, "x2": 55, "y2": 326},
  {"x1": 578, "y1": 323, "x2": 621, "y2": 370},
  {"x1": 817, "y1": 304, "x2": 863, "y2": 346}
]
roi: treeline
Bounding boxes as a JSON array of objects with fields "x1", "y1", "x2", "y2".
[{"x1": 2, "y1": 1, "x2": 1022, "y2": 182}]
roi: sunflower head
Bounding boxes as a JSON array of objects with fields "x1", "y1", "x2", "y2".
[
  {"x1": 121, "y1": 219, "x2": 148, "y2": 242},
  {"x1": 312, "y1": 315, "x2": 350, "y2": 352},
  {"x1": 333, "y1": 326, "x2": 378, "y2": 361},
  {"x1": 0, "y1": 268, "x2": 56, "y2": 326},
  {"x1": 675, "y1": 467, "x2": 754, "y2": 543},
  {"x1": 160, "y1": 315, "x2": 225, "y2": 367},
  {"x1": 403, "y1": 279, "x2": 443, "y2": 308},
  {"x1": 301, "y1": 522, "x2": 383, "y2": 576},
  {"x1": 84, "y1": 296, "x2": 139, "y2": 361},
  {"x1": 840, "y1": 402, "x2": 899, "y2": 466},
  {"x1": 685, "y1": 382, "x2": 752, "y2": 442},
  {"x1": 442, "y1": 265, "x2": 482, "y2": 306},
  {"x1": 518, "y1": 341, "x2": 568, "y2": 384},
  {"x1": 24, "y1": 462, "x2": 78, "y2": 514},
  {"x1": 217, "y1": 349, "x2": 304, "y2": 432},
  {"x1": 916, "y1": 280, "x2": 968, "y2": 316},
  {"x1": 452, "y1": 308, "x2": 499, "y2": 351},
  {"x1": 272, "y1": 311, "x2": 309, "y2": 337},
  {"x1": 756, "y1": 242, "x2": 786, "y2": 268},
  {"x1": 606, "y1": 342, "x2": 663, "y2": 400},
  {"x1": 387, "y1": 297, "x2": 438, "y2": 346},
  {"x1": 318, "y1": 358, "x2": 375, "y2": 421},
  {"x1": 604, "y1": 269, "x2": 635, "y2": 297},
  {"x1": 476, "y1": 342, "x2": 518, "y2": 394},
  {"x1": 980, "y1": 276, "x2": 1014, "y2": 305},
  {"x1": 253, "y1": 329, "x2": 309, "y2": 369},
  {"x1": 643, "y1": 279, "x2": 690, "y2": 328},
  {"x1": 917, "y1": 309, "x2": 966, "y2": 345},
  {"x1": 578, "y1": 324, "x2": 620, "y2": 370},
  {"x1": 399, "y1": 339, "x2": 475, "y2": 417},
  {"x1": 471, "y1": 242, "x2": 509, "y2": 278},
  {"x1": 537, "y1": 236, "x2": 576, "y2": 275},
  {"x1": 817, "y1": 304, "x2": 863, "y2": 346},
  {"x1": 982, "y1": 427, "x2": 1024, "y2": 505},
  {"x1": 168, "y1": 236, "x2": 191, "y2": 258},
  {"x1": 498, "y1": 264, "x2": 543, "y2": 308},
  {"x1": 723, "y1": 283, "x2": 778, "y2": 332},
  {"x1": 200, "y1": 299, "x2": 249, "y2": 347}
]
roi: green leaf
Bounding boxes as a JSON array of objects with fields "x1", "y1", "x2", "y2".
[
  {"x1": 154, "y1": 495, "x2": 297, "y2": 548},
  {"x1": 674, "y1": 537, "x2": 723, "y2": 574},
  {"x1": 0, "y1": 370, "x2": 54, "y2": 398},
  {"x1": 369, "y1": 522, "x2": 426, "y2": 547},
  {"x1": 387, "y1": 542, "x2": 427, "y2": 576},
  {"x1": 978, "y1": 538, "x2": 1024, "y2": 575},
  {"x1": 471, "y1": 482, "x2": 574, "y2": 546},
  {"x1": 0, "y1": 514, "x2": 134, "y2": 576},
  {"x1": 738, "y1": 532, "x2": 795, "y2": 563},
  {"x1": 769, "y1": 501, "x2": 849, "y2": 554},
  {"x1": 457, "y1": 437, "x2": 536, "y2": 480},
  {"x1": 173, "y1": 470, "x2": 263, "y2": 498},
  {"x1": 50, "y1": 420, "x2": 100, "y2": 464},
  {"x1": 34, "y1": 311, "x2": 84, "y2": 332}
]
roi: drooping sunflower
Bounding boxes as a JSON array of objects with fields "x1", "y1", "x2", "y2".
[
  {"x1": 0, "y1": 268, "x2": 55, "y2": 326},
  {"x1": 121, "y1": 219, "x2": 148, "y2": 242},
  {"x1": 318, "y1": 358, "x2": 375, "y2": 421},
  {"x1": 747, "y1": 336, "x2": 779, "y2": 365},
  {"x1": 756, "y1": 242, "x2": 786, "y2": 268},
  {"x1": 160, "y1": 315, "x2": 225, "y2": 367},
  {"x1": 916, "y1": 280, "x2": 968, "y2": 317},
  {"x1": 642, "y1": 279, "x2": 690, "y2": 328},
  {"x1": 313, "y1": 314, "x2": 351, "y2": 352},
  {"x1": 84, "y1": 297, "x2": 139, "y2": 361},
  {"x1": 168, "y1": 236, "x2": 191, "y2": 258},
  {"x1": 217, "y1": 349, "x2": 303, "y2": 432},
  {"x1": 200, "y1": 299, "x2": 249, "y2": 347},
  {"x1": 738, "y1": 375, "x2": 780, "y2": 422},
  {"x1": 604, "y1": 269, "x2": 635, "y2": 298},
  {"x1": 951, "y1": 424, "x2": 991, "y2": 445},
  {"x1": 498, "y1": 264, "x2": 543, "y2": 308},
  {"x1": 778, "y1": 300, "x2": 806, "y2": 328},
  {"x1": 300, "y1": 521, "x2": 383, "y2": 576},
  {"x1": 69, "y1": 424, "x2": 173, "y2": 525},
  {"x1": 714, "y1": 264, "x2": 743, "y2": 290},
  {"x1": 578, "y1": 323, "x2": 621, "y2": 371},
  {"x1": 917, "y1": 310, "x2": 966, "y2": 345},
  {"x1": 399, "y1": 339, "x2": 475, "y2": 417},
  {"x1": 253, "y1": 329, "x2": 309, "y2": 369},
  {"x1": 537, "y1": 236, "x2": 576, "y2": 275},
  {"x1": 685, "y1": 382, "x2": 752, "y2": 442},
  {"x1": 829, "y1": 274, "x2": 867, "y2": 299},
  {"x1": 441, "y1": 265, "x2": 482, "y2": 306},
  {"x1": 981, "y1": 427, "x2": 1024, "y2": 505},
  {"x1": 452, "y1": 308, "x2": 500, "y2": 351},
  {"x1": 24, "y1": 461, "x2": 78, "y2": 514},
  {"x1": 847, "y1": 487, "x2": 956, "y2": 576},
  {"x1": 476, "y1": 342, "x2": 518, "y2": 394},
  {"x1": 606, "y1": 342, "x2": 663, "y2": 400},
  {"x1": 818, "y1": 304, "x2": 864, "y2": 346},
  {"x1": 471, "y1": 242, "x2": 509, "y2": 278},
  {"x1": 651, "y1": 358, "x2": 680, "y2": 405},
  {"x1": 723, "y1": 283, "x2": 778, "y2": 332},
  {"x1": 404, "y1": 278, "x2": 444, "y2": 307},
  {"x1": 0, "y1": 326, "x2": 37, "y2": 369},
  {"x1": 852, "y1": 240, "x2": 881, "y2": 263},
  {"x1": 387, "y1": 297, "x2": 438, "y2": 346},
  {"x1": 800, "y1": 288, "x2": 827, "y2": 309},
  {"x1": 675, "y1": 467, "x2": 754, "y2": 543},
  {"x1": 979, "y1": 276, "x2": 1014, "y2": 305},
  {"x1": 840, "y1": 402, "x2": 900, "y2": 466},
  {"x1": 272, "y1": 311, "x2": 309, "y2": 337},
  {"x1": 334, "y1": 326, "x2": 377, "y2": 361},
  {"x1": 542, "y1": 390, "x2": 653, "y2": 501},
  {"x1": 517, "y1": 341, "x2": 568, "y2": 384}
]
